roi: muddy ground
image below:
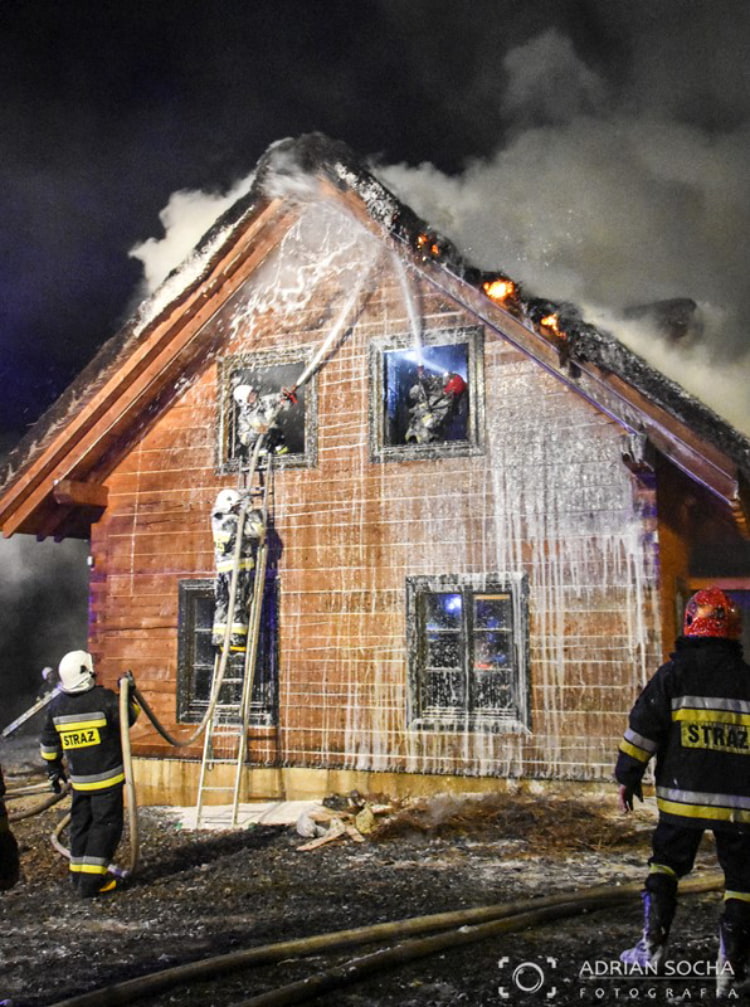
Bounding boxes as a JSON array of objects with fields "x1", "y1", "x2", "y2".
[{"x1": 0, "y1": 736, "x2": 737, "y2": 1007}]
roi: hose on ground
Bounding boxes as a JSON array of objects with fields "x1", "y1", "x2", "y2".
[
  {"x1": 45, "y1": 871, "x2": 723, "y2": 1007},
  {"x1": 4, "y1": 781, "x2": 52, "y2": 799},
  {"x1": 8, "y1": 783, "x2": 69, "y2": 822}
]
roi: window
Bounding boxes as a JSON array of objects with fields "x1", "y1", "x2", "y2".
[
  {"x1": 406, "y1": 574, "x2": 529, "y2": 730},
  {"x1": 217, "y1": 348, "x2": 317, "y2": 472},
  {"x1": 177, "y1": 579, "x2": 278, "y2": 725},
  {"x1": 369, "y1": 327, "x2": 484, "y2": 463}
]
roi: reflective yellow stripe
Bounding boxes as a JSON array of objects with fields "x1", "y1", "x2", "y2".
[
  {"x1": 619, "y1": 740, "x2": 651, "y2": 763},
  {"x1": 648, "y1": 864, "x2": 678, "y2": 879},
  {"x1": 657, "y1": 797, "x2": 750, "y2": 824},
  {"x1": 672, "y1": 709, "x2": 750, "y2": 726},
  {"x1": 73, "y1": 772, "x2": 125, "y2": 791},
  {"x1": 725, "y1": 891, "x2": 750, "y2": 903},
  {"x1": 55, "y1": 717, "x2": 107, "y2": 731}
]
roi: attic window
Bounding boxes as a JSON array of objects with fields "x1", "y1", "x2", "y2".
[
  {"x1": 217, "y1": 348, "x2": 317, "y2": 472},
  {"x1": 369, "y1": 327, "x2": 484, "y2": 463},
  {"x1": 406, "y1": 573, "x2": 529, "y2": 732},
  {"x1": 176, "y1": 579, "x2": 278, "y2": 725}
]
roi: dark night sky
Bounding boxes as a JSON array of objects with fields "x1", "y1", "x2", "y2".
[
  {"x1": 0, "y1": 0, "x2": 749, "y2": 715},
  {"x1": 5, "y1": 0, "x2": 748, "y2": 442}
]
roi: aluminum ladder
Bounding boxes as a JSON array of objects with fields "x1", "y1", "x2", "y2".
[{"x1": 194, "y1": 460, "x2": 271, "y2": 827}]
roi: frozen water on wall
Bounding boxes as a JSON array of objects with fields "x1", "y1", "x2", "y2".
[
  {"x1": 225, "y1": 198, "x2": 381, "y2": 345},
  {"x1": 218, "y1": 193, "x2": 661, "y2": 781},
  {"x1": 485, "y1": 360, "x2": 660, "y2": 776}
]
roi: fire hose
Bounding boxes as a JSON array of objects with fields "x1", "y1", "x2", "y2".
[
  {"x1": 45, "y1": 872, "x2": 723, "y2": 1007},
  {"x1": 3, "y1": 249, "x2": 383, "y2": 876},
  {"x1": 7, "y1": 784, "x2": 69, "y2": 821}
]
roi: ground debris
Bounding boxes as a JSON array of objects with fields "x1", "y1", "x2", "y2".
[
  {"x1": 369, "y1": 790, "x2": 644, "y2": 854},
  {"x1": 5, "y1": 744, "x2": 721, "y2": 1007},
  {"x1": 296, "y1": 793, "x2": 395, "y2": 850}
]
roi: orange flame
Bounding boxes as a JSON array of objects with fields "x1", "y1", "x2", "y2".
[
  {"x1": 482, "y1": 278, "x2": 517, "y2": 304},
  {"x1": 415, "y1": 233, "x2": 441, "y2": 258},
  {"x1": 541, "y1": 313, "x2": 566, "y2": 339}
]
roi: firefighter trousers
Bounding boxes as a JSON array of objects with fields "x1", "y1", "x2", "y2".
[
  {"x1": 69, "y1": 785, "x2": 124, "y2": 897},
  {"x1": 650, "y1": 819, "x2": 750, "y2": 894}
]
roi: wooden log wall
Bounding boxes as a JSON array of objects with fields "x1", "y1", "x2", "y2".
[{"x1": 89, "y1": 228, "x2": 663, "y2": 786}]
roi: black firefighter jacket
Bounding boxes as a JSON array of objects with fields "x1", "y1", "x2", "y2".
[
  {"x1": 40, "y1": 684, "x2": 139, "y2": 792},
  {"x1": 616, "y1": 637, "x2": 750, "y2": 831}
]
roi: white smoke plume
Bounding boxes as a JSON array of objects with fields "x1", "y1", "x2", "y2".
[
  {"x1": 129, "y1": 174, "x2": 255, "y2": 296},
  {"x1": 376, "y1": 27, "x2": 750, "y2": 435},
  {"x1": 127, "y1": 21, "x2": 750, "y2": 435}
]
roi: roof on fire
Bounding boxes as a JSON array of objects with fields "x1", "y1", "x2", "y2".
[{"x1": 0, "y1": 131, "x2": 749, "y2": 540}]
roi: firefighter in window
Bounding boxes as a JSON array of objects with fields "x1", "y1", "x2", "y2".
[
  {"x1": 233, "y1": 384, "x2": 289, "y2": 462},
  {"x1": 39, "y1": 651, "x2": 140, "y2": 897},
  {"x1": 405, "y1": 368, "x2": 467, "y2": 444},
  {"x1": 211, "y1": 488, "x2": 266, "y2": 652}
]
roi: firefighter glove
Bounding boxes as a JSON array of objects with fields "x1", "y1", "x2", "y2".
[
  {"x1": 48, "y1": 764, "x2": 67, "y2": 794},
  {"x1": 620, "y1": 781, "x2": 643, "y2": 812}
]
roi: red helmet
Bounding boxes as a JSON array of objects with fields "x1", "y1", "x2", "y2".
[
  {"x1": 683, "y1": 588, "x2": 742, "y2": 640},
  {"x1": 443, "y1": 373, "x2": 467, "y2": 397}
]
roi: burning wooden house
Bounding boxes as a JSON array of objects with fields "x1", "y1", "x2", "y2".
[{"x1": 1, "y1": 134, "x2": 749, "y2": 804}]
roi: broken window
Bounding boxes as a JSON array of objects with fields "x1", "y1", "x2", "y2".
[
  {"x1": 176, "y1": 579, "x2": 278, "y2": 725},
  {"x1": 406, "y1": 574, "x2": 529, "y2": 731},
  {"x1": 217, "y1": 348, "x2": 317, "y2": 472},
  {"x1": 369, "y1": 327, "x2": 484, "y2": 463}
]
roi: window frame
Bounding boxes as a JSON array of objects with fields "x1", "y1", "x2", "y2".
[
  {"x1": 216, "y1": 347, "x2": 318, "y2": 473},
  {"x1": 368, "y1": 326, "x2": 485, "y2": 464},
  {"x1": 176, "y1": 578, "x2": 278, "y2": 726},
  {"x1": 406, "y1": 573, "x2": 529, "y2": 732}
]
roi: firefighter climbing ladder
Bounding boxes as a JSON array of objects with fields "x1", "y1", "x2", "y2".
[
  {"x1": 193, "y1": 256, "x2": 384, "y2": 827},
  {"x1": 194, "y1": 434, "x2": 273, "y2": 828}
]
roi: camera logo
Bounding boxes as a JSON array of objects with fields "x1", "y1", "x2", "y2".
[{"x1": 498, "y1": 956, "x2": 558, "y2": 999}]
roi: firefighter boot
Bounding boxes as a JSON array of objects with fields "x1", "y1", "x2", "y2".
[
  {"x1": 716, "y1": 900, "x2": 750, "y2": 999},
  {"x1": 620, "y1": 874, "x2": 677, "y2": 969}
]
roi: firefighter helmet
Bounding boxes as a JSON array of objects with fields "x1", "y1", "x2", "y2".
[
  {"x1": 58, "y1": 650, "x2": 96, "y2": 694},
  {"x1": 233, "y1": 384, "x2": 256, "y2": 407},
  {"x1": 213, "y1": 488, "x2": 241, "y2": 516},
  {"x1": 443, "y1": 372, "x2": 467, "y2": 397},
  {"x1": 683, "y1": 588, "x2": 742, "y2": 640}
]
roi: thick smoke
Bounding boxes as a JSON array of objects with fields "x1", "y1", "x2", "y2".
[
  {"x1": 129, "y1": 174, "x2": 254, "y2": 296},
  {"x1": 376, "y1": 26, "x2": 750, "y2": 434},
  {"x1": 0, "y1": 535, "x2": 89, "y2": 729},
  {"x1": 127, "y1": 19, "x2": 750, "y2": 435}
]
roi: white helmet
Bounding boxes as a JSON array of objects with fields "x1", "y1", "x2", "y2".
[
  {"x1": 213, "y1": 488, "x2": 241, "y2": 517},
  {"x1": 233, "y1": 384, "x2": 256, "y2": 407},
  {"x1": 58, "y1": 650, "x2": 96, "y2": 694}
]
